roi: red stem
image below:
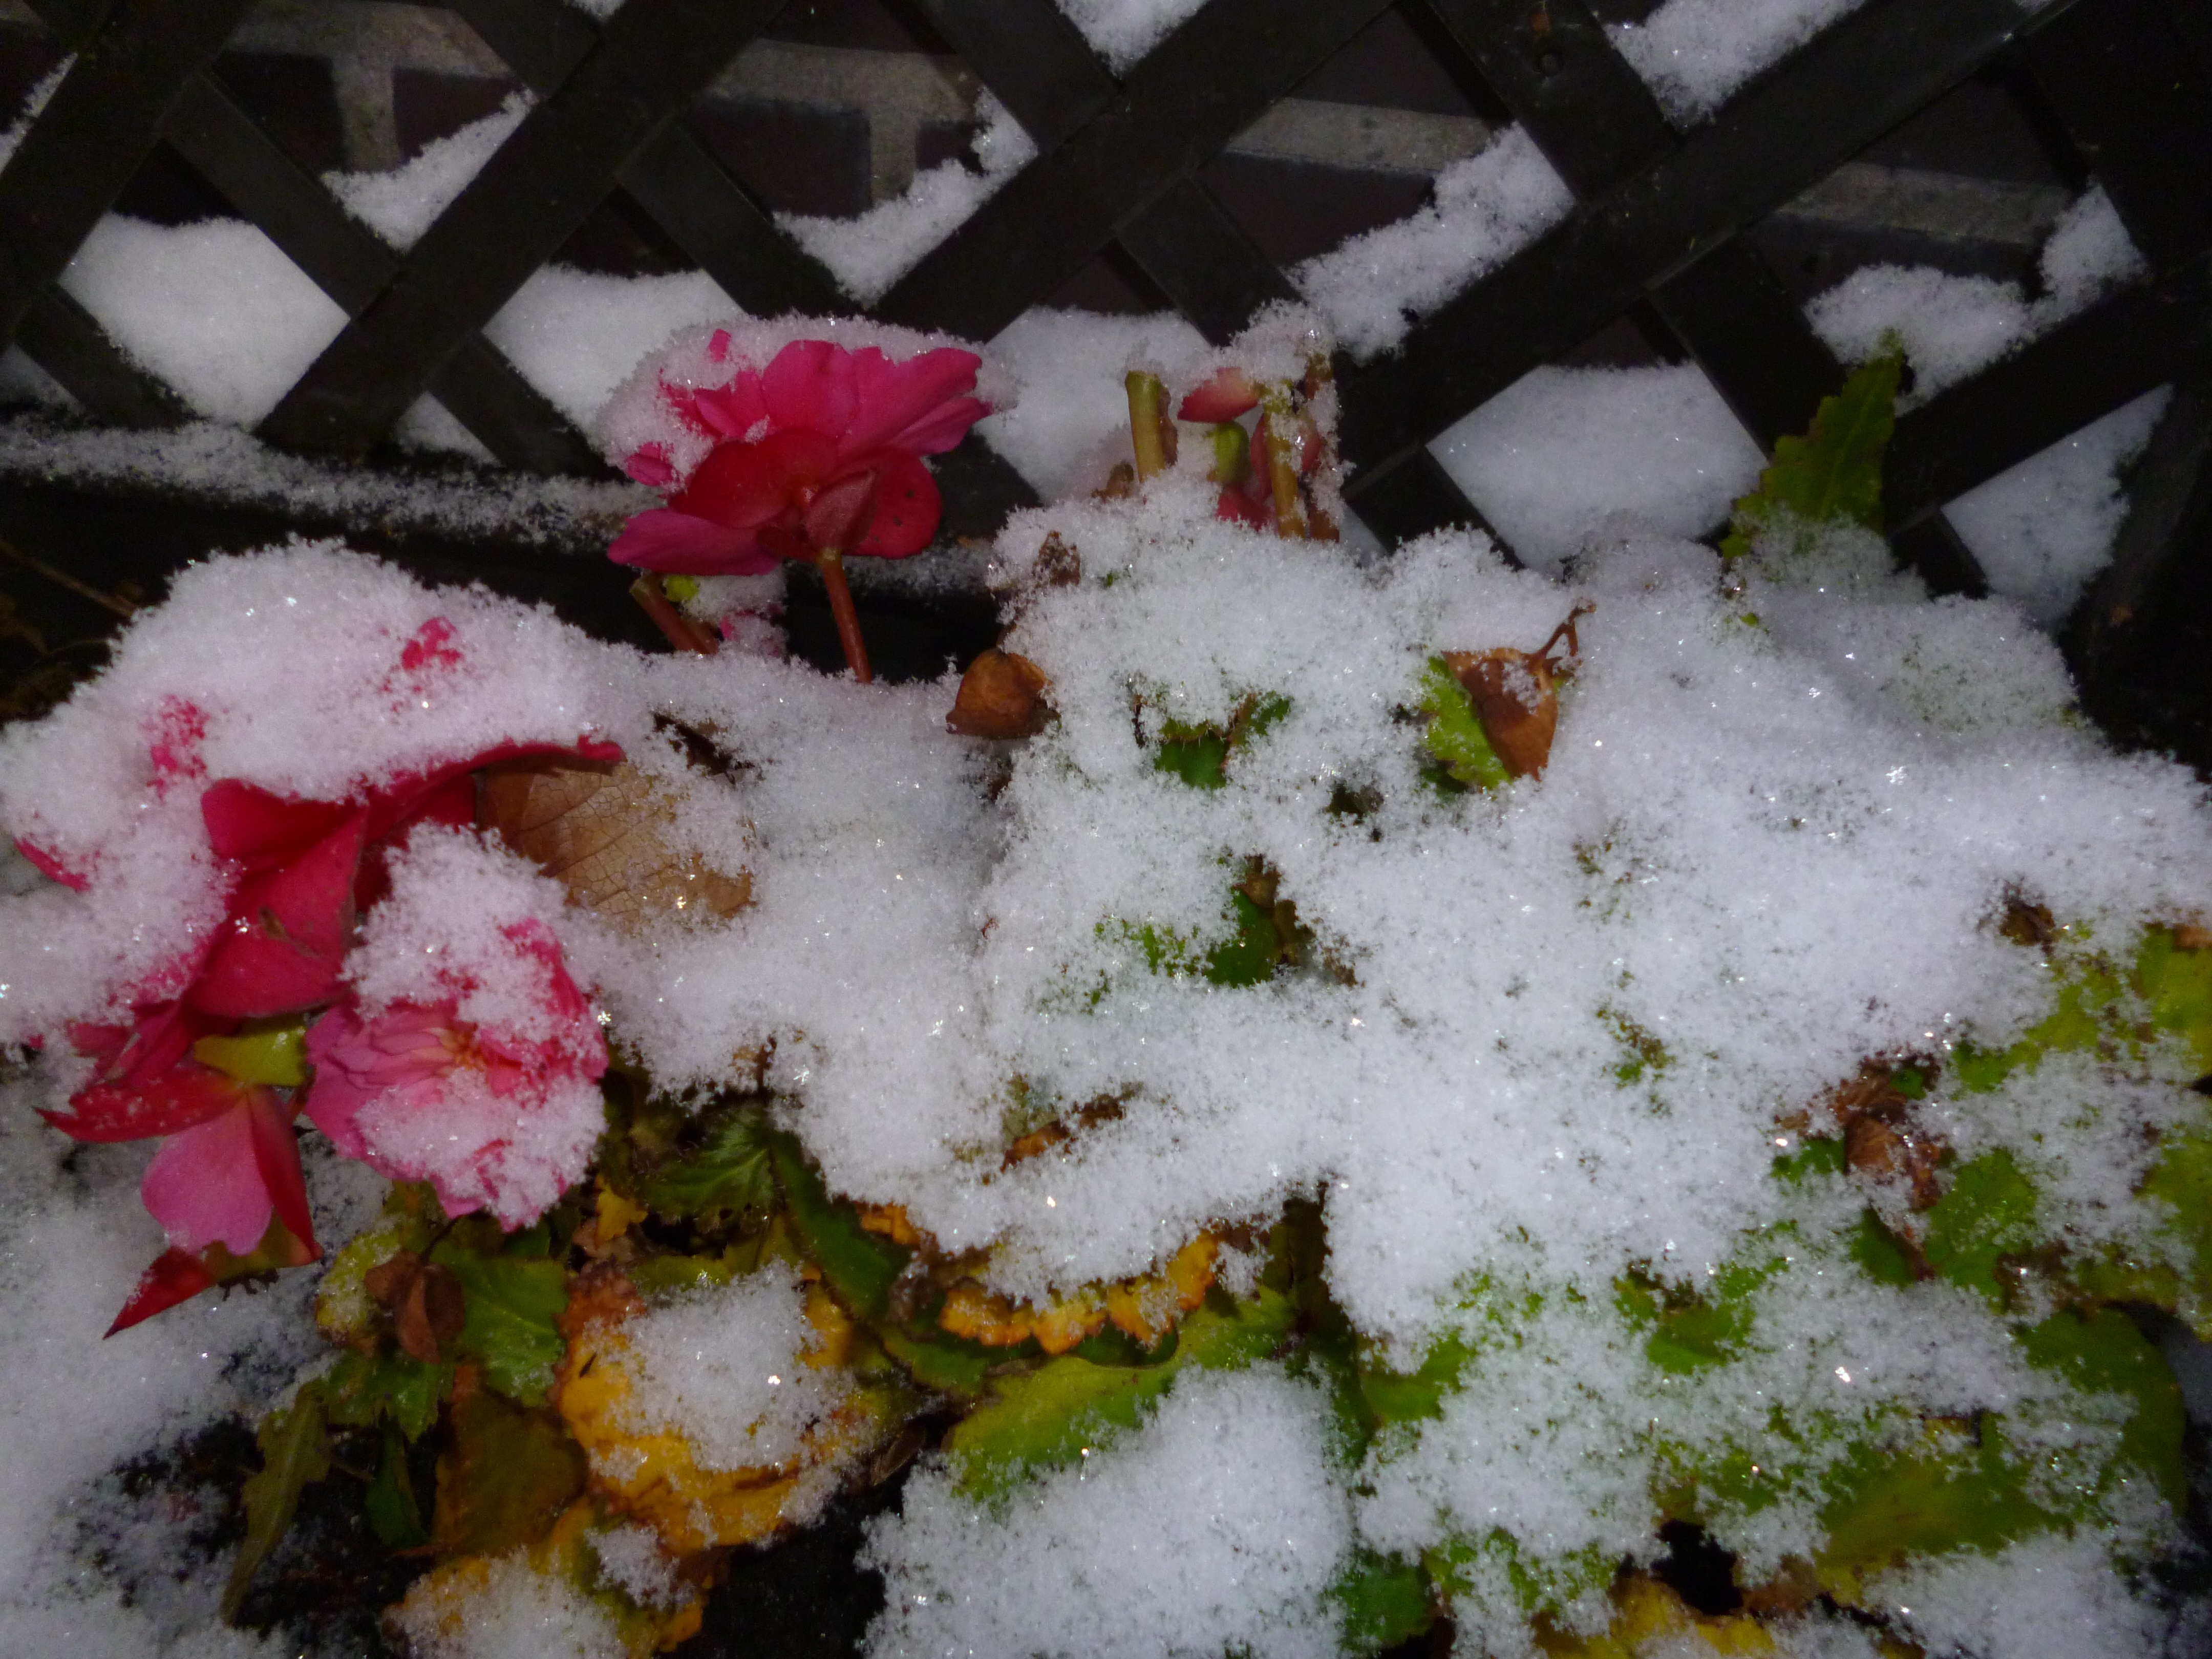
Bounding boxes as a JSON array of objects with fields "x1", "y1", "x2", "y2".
[
  {"x1": 816, "y1": 549, "x2": 873, "y2": 684},
  {"x1": 628, "y1": 575, "x2": 719, "y2": 656}
]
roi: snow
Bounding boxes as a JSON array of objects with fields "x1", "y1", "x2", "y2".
[
  {"x1": 1809, "y1": 186, "x2": 2146, "y2": 401},
  {"x1": 1051, "y1": 0, "x2": 1210, "y2": 74},
  {"x1": 324, "y1": 94, "x2": 533, "y2": 251},
  {"x1": 1948, "y1": 388, "x2": 2171, "y2": 626},
  {"x1": 865, "y1": 1366, "x2": 1352, "y2": 1659},
  {"x1": 1428, "y1": 362, "x2": 1767, "y2": 571},
  {"x1": 1295, "y1": 126, "x2": 1573, "y2": 360},
  {"x1": 0, "y1": 56, "x2": 70, "y2": 176},
  {"x1": 780, "y1": 94, "x2": 1037, "y2": 307},
  {"x1": 57, "y1": 218, "x2": 346, "y2": 428},
  {"x1": 606, "y1": 1268, "x2": 850, "y2": 1473},
  {"x1": 1611, "y1": 0, "x2": 1873, "y2": 126},
  {"x1": 389, "y1": 1550, "x2": 625, "y2": 1659}
]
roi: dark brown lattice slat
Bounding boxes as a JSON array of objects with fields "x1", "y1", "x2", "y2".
[
  {"x1": 258, "y1": 0, "x2": 786, "y2": 460},
  {"x1": 445, "y1": 0, "x2": 848, "y2": 318},
  {"x1": 875, "y1": 0, "x2": 1397, "y2": 339},
  {"x1": 0, "y1": 0, "x2": 260, "y2": 424},
  {"x1": 1336, "y1": 0, "x2": 2039, "y2": 523},
  {"x1": 159, "y1": 74, "x2": 607, "y2": 474},
  {"x1": 2024, "y1": 0, "x2": 2212, "y2": 269}
]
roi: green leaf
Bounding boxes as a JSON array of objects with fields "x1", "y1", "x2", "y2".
[
  {"x1": 2016, "y1": 1306, "x2": 2187, "y2": 1513},
  {"x1": 636, "y1": 1102, "x2": 778, "y2": 1222},
  {"x1": 878, "y1": 1323, "x2": 999, "y2": 1397},
  {"x1": 769, "y1": 1133, "x2": 909, "y2": 1322},
  {"x1": 1333, "y1": 1550, "x2": 1433, "y2": 1654},
  {"x1": 1849, "y1": 1210, "x2": 1920, "y2": 1289},
  {"x1": 1357, "y1": 1330, "x2": 1475, "y2": 1428},
  {"x1": 1814, "y1": 1422, "x2": 2047, "y2": 1590},
  {"x1": 1721, "y1": 350, "x2": 1901, "y2": 558},
  {"x1": 1921, "y1": 1149, "x2": 2044, "y2": 1306},
  {"x1": 1417, "y1": 657, "x2": 1511, "y2": 792},
  {"x1": 431, "y1": 1245, "x2": 570, "y2": 1407},
  {"x1": 325, "y1": 1348, "x2": 452, "y2": 1441},
  {"x1": 628, "y1": 1251, "x2": 737, "y2": 1304},
  {"x1": 1772, "y1": 1135, "x2": 1846, "y2": 1185},
  {"x1": 224, "y1": 1379, "x2": 332, "y2": 1620},
  {"x1": 944, "y1": 1289, "x2": 1295, "y2": 1498},
  {"x1": 1156, "y1": 722, "x2": 1231, "y2": 789},
  {"x1": 2138, "y1": 927, "x2": 2212, "y2": 1071},
  {"x1": 365, "y1": 1423, "x2": 430, "y2": 1549},
  {"x1": 1203, "y1": 887, "x2": 1284, "y2": 987}
]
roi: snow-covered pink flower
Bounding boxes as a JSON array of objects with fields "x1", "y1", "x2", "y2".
[{"x1": 303, "y1": 918, "x2": 607, "y2": 1229}]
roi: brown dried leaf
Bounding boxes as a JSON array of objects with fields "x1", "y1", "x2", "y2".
[
  {"x1": 947, "y1": 650, "x2": 1052, "y2": 739},
  {"x1": 1034, "y1": 532, "x2": 1081, "y2": 587},
  {"x1": 366, "y1": 1250, "x2": 467, "y2": 1364},
  {"x1": 480, "y1": 758, "x2": 750, "y2": 933},
  {"x1": 431, "y1": 1366, "x2": 588, "y2": 1559},
  {"x1": 2175, "y1": 922, "x2": 2212, "y2": 951},
  {"x1": 1442, "y1": 649, "x2": 1559, "y2": 779}
]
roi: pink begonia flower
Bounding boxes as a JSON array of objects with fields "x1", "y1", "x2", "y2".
[
  {"x1": 607, "y1": 337, "x2": 991, "y2": 576},
  {"x1": 303, "y1": 921, "x2": 608, "y2": 1229}
]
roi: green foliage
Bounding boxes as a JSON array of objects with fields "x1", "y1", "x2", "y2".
[
  {"x1": 224, "y1": 1379, "x2": 332, "y2": 1619},
  {"x1": 430, "y1": 1244, "x2": 570, "y2": 1407},
  {"x1": 1814, "y1": 1421, "x2": 2044, "y2": 1590},
  {"x1": 768, "y1": 1132, "x2": 910, "y2": 1321},
  {"x1": 1720, "y1": 350, "x2": 1901, "y2": 559},
  {"x1": 325, "y1": 1348, "x2": 452, "y2": 1441},
  {"x1": 365, "y1": 1423, "x2": 430, "y2": 1549},
  {"x1": 1848, "y1": 1210, "x2": 1920, "y2": 1288},
  {"x1": 2016, "y1": 1306, "x2": 2186, "y2": 1512},
  {"x1": 1920, "y1": 1149, "x2": 2044, "y2": 1306},
  {"x1": 944, "y1": 1288, "x2": 1295, "y2": 1499},
  {"x1": 1204, "y1": 887, "x2": 1289, "y2": 986},
  {"x1": 1417, "y1": 657, "x2": 1509, "y2": 792},
  {"x1": 1618, "y1": 1253, "x2": 1783, "y2": 1375},
  {"x1": 877, "y1": 1322, "x2": 1000, "y2": 1397},
  {"x1": 1153, "y1": 692, "x2": 1290, "y2": 789},
  {"x1": 1772, "y1": 1135, "x2": 1846, "y2": 1185},
  {"x1": 635, "y1": 1100, "x2": 778, "y2": 1223},
  {"x1": 1332, "y1": 1550, "x2": 1434, "y2": 1654},
  {"x1": 627, "y1": 1252, "x2": 738, "y2": 1303},
  {"x1": 2138, "y1": 926, "x2": 2212, "y2": 1071}
]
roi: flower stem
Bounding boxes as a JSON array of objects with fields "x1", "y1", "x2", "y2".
[
  {"x1": 1260, "y1": 392, "x2": 1307, "y2": 539},
  {"x1": 628, "y1": 575, "x2": 720, "y2": 655},
  {"x1": 816, "y1": 548, "x2": 873, "y2": 683},
  {"x1": 1124, "y1": 371, "x2": 1175, "y2": 481}
]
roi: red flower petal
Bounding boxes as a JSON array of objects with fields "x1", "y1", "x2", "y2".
[
  {"x1": 1215, "y1": 486, "x2": 1270, "y2": 528},
  {"x1": 188, "y1": 811, "x2": 369, "y2": 1019},
  {"x1": 201, "y1": 780, "x2": 355, "y2": 869},
  {"x1": 802, "y1": 468, "x2": 880, "y2": 554},
  {"x1": 13, "y1": 837, "x2": 86, "y2": 889},
  {"x1": 44, "y1": 1065, "x2": 247, "y2": 1142},
  {"x1": 248, "y1": 1092, "x2": 317, "y2": 1255},
  {"x1": 1178, "y1": 368, "x2": 1263, "y2": 423},
  {"x1": 625, "y1": 443, "x2": 675, "y2": 487},
  {"x1": 608, "y1": 507, "x2": 780, "y2": 576},
  {"x1": 107, "y1": 1247, "x2": 217, "y2": 1335},
  {"x1": 843, "y1": 347, "x2": 986, "y2": 457},
  {"x1": 675, "y1": 427, "x2": 838, "y2": 529},
  {"x1": 688, "y1": 379, "x2": 770, "y2": 442},
  {"x1": 855, "y1": 449, "x2": 942, "y2": 559},
  {"x1": 760, "y1": 339, "x2": 858, "y2": 443}
]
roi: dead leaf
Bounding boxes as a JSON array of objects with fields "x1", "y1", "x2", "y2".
[
  {"x1": 366, "y1": 1250, "x2": 467, "y2": 1364},
  {"x1": 1033, "y1": 533, "x2": 1081, "y2": 588},
  {"x1": 431, "y1": 1366, "x2": 588, "y2": 1559},
  {"x1": 480, "y1": 758, "x2": 750, "y2": 932},
  {"x1": 947, "y1": 650, "x2": 1052, "y2": 739},
  {"x1": 2175, "y1": 922, "x2": 2212, "y2": 951},
  {"x1": 1439, "y1": 603, "x2": 1592, "y2": 780}
]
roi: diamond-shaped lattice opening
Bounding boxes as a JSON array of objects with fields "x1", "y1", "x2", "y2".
[{"x1": 1202, "y1": 4, "x2": 1498, "y2": 270}]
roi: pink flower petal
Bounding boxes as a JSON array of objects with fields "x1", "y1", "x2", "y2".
[
  {"x1": 690, "y1": 380, "x2": 771, "y2": 441},
  {"x1": 45, "y1": 1067, "x2": 246, "y2": 1142},
  {"x1": 189, "y1": 811, "x2": 368, "y2": 1019},
  {"x1": 885, "y1": 394, "x2": 992, "y2": 458},
  {"x1": 142, "y1": 1099, "x2": 277, "y2": 1254},
  {"x1": 607, "y1": 508, "x2": 779, "y2": 576},
  {"x1": 802, "y1": 468, "x2": 880, "y2": 554}
]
